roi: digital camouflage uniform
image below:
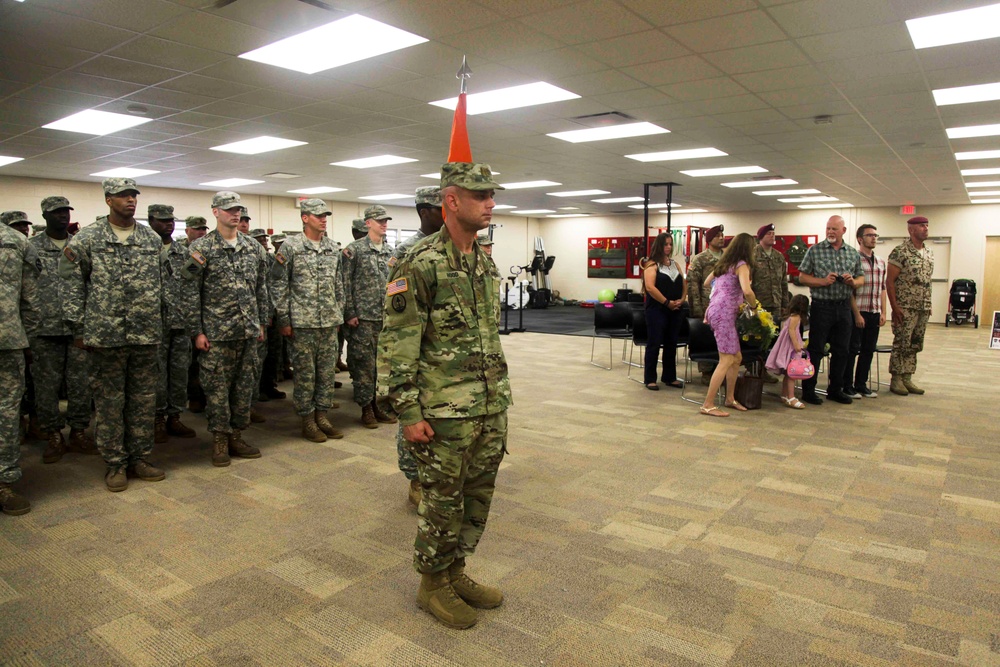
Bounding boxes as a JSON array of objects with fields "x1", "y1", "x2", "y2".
[
  {"x1": 272, "y1": 224, "x2": 345, "y2": 417},
  {"x1": 184, "y1": 228, "x2": 269, "y2": 434},
  {"x1": 158, "y1": 236, "x2": 192, "y2": 418},
  {"x1": 751, "y1": 244, "x2": 790, "y2": 323},
  {"x1": 59, "y1": 211, "x2": 164, "y2": 468},
  {"x1": 377, "y1": 169, "x2": 512, "y2": 575},
  {"x1": 0, "y1": 224, "x2": 40, "y2": 486},
  {"x1": 342, "y1": 220, "x2": 394, "y2": 407},
  {"x1": 29, "y1": 225, "x2": 91, "y2": 434},
  {"x1": 888, "y1": 238, "x2": 933, "y2": 376}
]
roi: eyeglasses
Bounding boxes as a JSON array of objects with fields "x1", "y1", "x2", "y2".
[{"x1": 862, "y1": 233, "x2": 878, "y2": 238}]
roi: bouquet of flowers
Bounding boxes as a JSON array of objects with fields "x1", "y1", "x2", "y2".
[{"x1": 737, "y1": 300, "x2": 778, "y2": 349}]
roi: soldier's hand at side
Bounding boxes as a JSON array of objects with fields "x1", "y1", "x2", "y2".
[
  {"x1": 404, "y1": 420, "x2": 435, "y2": 444},
  {"x1": 854, "y1": 313, "x2": 864, "y2": 328},
  {"x1": 279, "y1": 325, "x2": 293, "y2": 338},
  {"x1": 257, "y1": 325, "x2": 265, "y2": 342},
  {"x1": 891, "y1": 309, "x2": 904, "y2": 327},
  {"x1": 347, "y1": 317, "x2": 359, "y2": 328},
  {"x1": 195, "y1": 334, "x2": 210, "y2": 351}
]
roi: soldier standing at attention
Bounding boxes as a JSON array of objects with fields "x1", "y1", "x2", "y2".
[
  {"x1": 751, "y1": 223, "x2": 790, "y2": 383},
  {"x1": 342, "y1": 205, "x2": 396, "y2": 428},
  {"x1": 251, "y1": 228, "x2": 286, "y2": 404},
  {"x1": 148, "y1": 204, "x2": 197, "y2": 444},
  {"x1": 686, "y1": 225, "x2": 724, "y2": 384},
  {"x1": 184, "y1": 215, "x2": 208, "y2": 247},
  {"x1": 237, "y1": 207, "x2": 251, "y2": 235},
  {"x1": 378, "y1": 162, "x2": 512, "y2": 630},
  {"x1": 273, "y1": 199, "x2": 345, "y2": 443},
  {"x1": 184, "y1": 192, "x2": 269, "y2": 467},
  {"x1": 0, "y1": 216, "x2": 40, "y2": 515},
  {"x1": 59, "y1": 178, "x2": 167, "y2": 492},
  {"x1": 3, "y1": 211, "x2": 42, "y2": 442},
  {"x1": 389, "y1": 186, "x2": 444, "y2": 507},
  {"x1": 887, "y1": 216, "x2": 934, "y2": 396},
  {"x1": 30, "y1": 197, "x2": 96, "y2": 463}
]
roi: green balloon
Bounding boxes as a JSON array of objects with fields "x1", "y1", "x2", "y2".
[{"x1": 598, "y1": 289, "x2": 615, "y2": 303}]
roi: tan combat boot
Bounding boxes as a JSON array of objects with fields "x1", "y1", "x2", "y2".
[
  {"x1": 0, "y1": 483, "x2": 31, "y2": 516},
  {"x1": 211, "y1": 432, "x2": 231, "y2": 467},
  {"x1": 249, "y1": 409, "x2": 266, "y2": 424},
  {"x1": 901, "y1": 374, "x2": 925, "y2": 395},
  {"x1": 128, "y1": 460, "x2": 165, "y2": 482},
  {"x1": 361, "y1": 404, "x2": 378, "y2": 429},
  {"x1": 372, "y1": 400, "x2": 397, "y2": 424},
  {"x1": 104, "y1": 466, "x2": 128, "y2": 492},
  {"x1": 229, "y1": 429, "x2": 261, "y2": 459},
  {"x1": 302, "y1": 415, "x2": 327, "y2": 443},
  {"x1": 448, "y1": 558, "x2": 504, "y2": 609},
  {"x1": 42, "y1": 431, "x2": 66, "y2": 464},
  {"x1": 154, "y1": 414, "x2": 168, "y2": 443},
  {"x1": 417, "y1": 570, "x2": 478, "y2": 629},
  {"x1": 166, "y1": 415, "x2": 196, "y2": 438},
  {"x1": 67, "y1": 428, "x2": 97, "y2": 454},
  {"x1": 408, "y1": 479, "x2": 421, "y2": 508},
  {"x1": 889, "y1": 375, "x2": 909, "y2": 396},
  {"x1": 314, "y1": 411, "x2": 343, "y2": 440}
]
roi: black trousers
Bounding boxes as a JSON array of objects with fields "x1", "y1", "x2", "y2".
[
  {"x1": 644, "y1": 306, "x2": 683, "y2": 385},
  {"x1": 803, "y1": 298, "x2": 852, "y2": 396},
  {"x1": 844, "y1": 311, "x2": 882, "y2": 391}
]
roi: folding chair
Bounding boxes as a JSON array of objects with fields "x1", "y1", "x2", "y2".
[
  {"x1": 681, "y1": 318, "x2": 721, "y2": 404},
  {"x1": 626, "y1": 308, "x2": 648, "y2": 384},
  {"x1": 589, "y1": 302, "x2": 631, "y2": 370}
]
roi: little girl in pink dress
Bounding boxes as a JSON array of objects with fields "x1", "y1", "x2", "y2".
[{"x1": 766, "y1": 294, "x2": 810, "y2": 409}]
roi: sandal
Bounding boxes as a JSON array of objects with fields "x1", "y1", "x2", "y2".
[
  {"x1": 781, "y1": 397, "x2": 805, "y2": 409},
  {"x1": 646, "y1": 383, "x2": 659, "y2": 391},
  {"x1": 700, "y1": 406, "x2": 729, "y2": 418},
  {"x1": 724, "y1": 400, "x2": 748, "y2": 412}
]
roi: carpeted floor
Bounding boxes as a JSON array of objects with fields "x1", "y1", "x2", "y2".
[
  {"x1": 1, "y1": 324, "x2": 998, "y2": 666},
  {"x1": 502, "y1": 303, "x2": 597, "y2": 337}
]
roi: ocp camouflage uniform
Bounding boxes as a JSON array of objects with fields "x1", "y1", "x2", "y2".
[
  {"x1": 377, "y1": 223, "x2": 512, "y2": 574},
  {"x1": 751, "y1": 244, "x2": 790, "y2": 323},
  {"x1": 0, "y1": 225, "x2": 40, "y2": 486},
  {"x1": 888, "y1": 239, "x2": 933, "y2": 376},
  {"x1": 272, "y1": 233, "x2": 344, "y2": 416},
  {"x1": 59, "y1": 216, "x2": 164, "y2": 468},
  {"x1": 686, "y1": 248, "x2": 721, "y2": 374},
  {"x1": 159, "y1": 239, "x2": 192, "y2": 418},
  {"x1": 342, "y1": 235, "x2": 393, "y2": 406},
  {"x1": 183, "y1": 230, "x2": 269, "y2": 434},
  {"x1": 29, "y1": 231, "x2": 91, "y2": 434}
]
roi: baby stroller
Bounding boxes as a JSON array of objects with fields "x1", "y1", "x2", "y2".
[{"x1": 945, "y1": 278, "x2": 978, "y2": 327}]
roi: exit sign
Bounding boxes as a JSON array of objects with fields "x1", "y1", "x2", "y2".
[{"x1": 900, "y1": 204, "x2": 916, "y2": 215}]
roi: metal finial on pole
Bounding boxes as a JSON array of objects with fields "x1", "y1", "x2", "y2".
[{"x1": 457, "y1": 55, "x2": 472, "y2": 94}]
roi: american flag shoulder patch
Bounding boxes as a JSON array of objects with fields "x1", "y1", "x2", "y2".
[
  {"x1": 386, "y1": 277, "x2": 408, "y2": 296},
  {"x1": 191, "y1": 250, "x2": 206, "y2": 265}
]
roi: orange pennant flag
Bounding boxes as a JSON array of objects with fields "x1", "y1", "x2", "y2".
[{"x1": 448, "y1": 92, "x2": 472, "y2": 163}]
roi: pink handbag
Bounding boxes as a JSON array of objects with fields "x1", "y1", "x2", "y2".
[{"x1": 786, "y1": 352, "x2": 815, "y2": 380}]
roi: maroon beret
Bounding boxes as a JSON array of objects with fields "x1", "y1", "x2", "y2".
[
  {"x1": 757, "y1": 223, "x2": 775, "y2": 240},
  {"x1": 705, "y1": 225, "x2": 724, "y2": 243},
  {"x1": 907, "y1": 216, "x2": 928, "y2": 224}
]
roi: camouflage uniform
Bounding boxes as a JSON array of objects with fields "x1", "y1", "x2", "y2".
[
  {"x1": 0, "y1": 224, "x2": 40, "y2": 486},
  {"x1": 272, "y1": 209, "x2": 345, "y2": 417},
  {"x1": 377, "y1": 163, "x2": 512, "y2": 575},
  {"x1": 183, "y1": 223, "x2": 269, "y2": 435},
  {"x1": 888, "y1": 238, "x2": 933, "y2": 376},
  {"x1": 751, "y1": 244, "x2": 790, "y2": 323},
  {"x1": 342, "y1": 209, "x2": 394, "y2": 406},
  {"x1": 158, "y1": 236, "x2": 192, "y2": 418},
  {"x1": 59, "y1": 196, "x2": 164, "y2": 469},
  {"x1": 29, "y1": 212, "x2": 91, "y2": 435}
]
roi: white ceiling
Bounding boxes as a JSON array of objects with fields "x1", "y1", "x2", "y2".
[{"x1": 1, "y1": 0, "x2": 999, "y2": 216}]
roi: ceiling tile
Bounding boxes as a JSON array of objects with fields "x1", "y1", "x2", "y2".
[
  {"x1": 733, "y1": 65, "x2": 829, "y2": 93},
  {"x1": 367, "y1": 0, "x2": 503, "y2": 39},
  {"x1": 702, "y1": 41, "x2": 811, "y2": 75},
  {"x1": 150, "y1": 12, "x2": 275, "y2": 55},
  {"x1": 2, "y1": 6, "x2": 133, "y2": 54},
  {"x1": 30, "y1": 0, "x2": 190, "y2": 32},
  {"x1": 575, "y1": 30, "x2": 690, "y2": 68},
  {"x1": 796, "y1": 24, "x2": 913, "y2": 63},
  {"x1": 618, "y1": 0, "x2": 758, "y2": 27},
  {"x1": 437, "y1": 21, "x2": 563, "y2": 62},
  {"x1": 72, "y1": 57, "x2": 183, "y2": 87},
  {"x1": 658, "y1": 77, "x2": 749, "y2": 102},
  {"x1": 520, "y1": 0, "x2": 653, "y2": 44},
  {"x1": 109, "y1": 37, "x2": 229, "y2": 73},
  {"x1": 766, "y1": 0, "x2": 897, "y2": 37},
  {"x1": 623, "y1": 56, "x2": 723, "y2": 87},
  {"x1": 665, "y1": 11, "x2": 787, "y2": 52}
]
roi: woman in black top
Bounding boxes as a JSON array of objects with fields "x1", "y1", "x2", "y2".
[{"x1": 642, "y1": 233, "x2": 688, "y2": 390}]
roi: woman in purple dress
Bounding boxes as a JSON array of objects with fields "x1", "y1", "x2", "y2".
[{"x1": 700, "y1": 233, "x2": 757, "y2": 417}]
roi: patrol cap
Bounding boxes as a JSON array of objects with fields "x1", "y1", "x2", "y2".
[
  {"x1": 363, "y1": 205, "x2": 391, "y2": 222},
  {"x1": 249, "y1": 228, "x2": 268, "y2": 238},
  {"x1": 32, "y1": 223, "x2": 46, "y2": 234},
  {"x1": 239, "y1": 206, "x2": 251, "y2": 220},
  {"x1": 415, "y1": 186, "x2": 442, "y2": 207},
  {"x1": 477, "y1": 236, "x2": 494, "y2": 247},
  {"x1": 440, "y1": 162, "x2": 504, "y2": 191},
  {"x1": 103, "y1": 177, "x2": 140, "y2": 196},
  {"x1": 271, "y1": 233, "x2": 286, "y2": 244},
  {"x1": 1, "y1": 210, "x2": 30, "y2": 226},
  {"x1": 147, "y1": 204, "x2": 175, "y2": 220},
  {"x1": 300, "y1": 198, "x2": 333, "y2": 216},
  {"x1": 705, "y1": 225, "x2": 724, "y2": 243},
  {"x1": 211, "y1": 191, "x2": 242, "y2": 210},
  {"x1": 185, "y1": 215, "x2": 208, "y2": 229},
  {"x1": 907, "y1": 216, "x2": 928, "y2": 224},
  {"x1": 352, "y1": 218, "x2": 366, "y2": 232},
  {"x1": 41, "y1": 196, "x2": 74, "y2": 213},
  {"x1": 756, "y1": 223, "x2": 774, "y2": 240}
]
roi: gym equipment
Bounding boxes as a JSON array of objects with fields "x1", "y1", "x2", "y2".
[
  {"x1": 523, "y1": 236, "x2": 556, "y2": 309},
  {"x1": 598, "y1": 289, "x2": 615, "y2": 303}
]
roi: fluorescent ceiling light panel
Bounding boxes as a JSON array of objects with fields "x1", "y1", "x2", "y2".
[
  {"x1": 547, "y1": 189, "x2": 609, "y2": 197},
  {"x1": 288, "y1": 186, "x2": 347, "y2": 194},
  {"x1": 968, "y1": 190, "x2": 1000, "y2": 195},
  {"x1": 625, "y1": 148, "x2": 727, "y2": 162},
  {"x1": 211, "y1": 136, "x2": 306, "y2": 155},
  {"x1": 512, "y1": 209, "x2": 556, "y2": 215},
  {"x1": 946, "y1": 123, "x2": 1000, "y2": 139},
  {"x1": 933, "y1": 82, "x2": 1000, "y2": 106},
  {"x1": 966, "y1": 180, "x2": 1000, "y2": 187},
  {"x1": 906, "y1": 3, "x2": 1000, "y2": 49},
  {"x1": 681, "y1": 166, "x2": 768, "y2": 177},
  {"x1": 971, "y1": 198, "x2": 1000, "y2": 203},
  {"x1": 955, "y1": 150, "x2": 1000, "y2": 160},
  {"x1": 492, "y1": 205, "x2": 516, "y2": 210},
  {"x1": 430, "y1": 82, "x2": 579, "y2": 115},
  {"x1": 547, "y1": 214, "x2": 589, "y2": 218},
  {"x1": 200, "y1": 178, "x2": 264, "y2": 187},
  {"x1": 961, "y1": 168, "x2": 1000, "y2": 175},
  {"x1": 358, "y1": 193, "x2": 411, "y2": 201},
  {"x1": 753, "y1": 189, "x2": 821, "y2": 196},
  {"x1": 778, "y1": 196, "x2": 838, "y2": 202},
  {"x1": 500, "y1": 180, "x2": 561, "y2": 189},
  {"x1": 90, "y1": 167, "x2": 160, "y2": 178},
  {"x1": 665, "y1": 208, "x2": 707, "y2": 213},
  {"x1": 627, "y1": 203, "x2": 680, "y2": 209},
  {"x1": 798, "y1": 203, "x2": 853, "y2": 209},
  {"x1": 592, "y1": 196, "x2": 645, "y2": 203},
  {"x1": 43, "y1": 109, "x2": 152, "y2": 135},
  {"x1": 331, "y1": 155, "x2": 417, "y2": 169},
  {"x1": 722, "y1": 179, "x2": 797, "y2": 188},
  {"x1": 0, "y1": 156, "x2": 24, "y2": 167},
  {"x1": 547, "y1": 122, "x2": 669, "y2": 143},
  {"x1": 239, "y1": 15, "x2": 427, "y2": 74},
  {"x1": 558, "y1": 207, "x2": 580, "y2": 210}
]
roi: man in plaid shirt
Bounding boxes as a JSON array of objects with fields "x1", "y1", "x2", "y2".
[{"x1": 844, "y1": 224, "x2": 886, "y2": 398}]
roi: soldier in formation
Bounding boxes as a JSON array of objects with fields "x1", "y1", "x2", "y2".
[{"x1": 887, "y1": 216, "x2": 934, "y2": 396}]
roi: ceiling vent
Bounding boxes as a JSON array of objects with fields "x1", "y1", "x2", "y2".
[
  {"x1": 566, "y1": 111, "x2": 636, "y2": 128},
  {"x1": 263, "y1": 172, "x2": 302, "y2": 179}
]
